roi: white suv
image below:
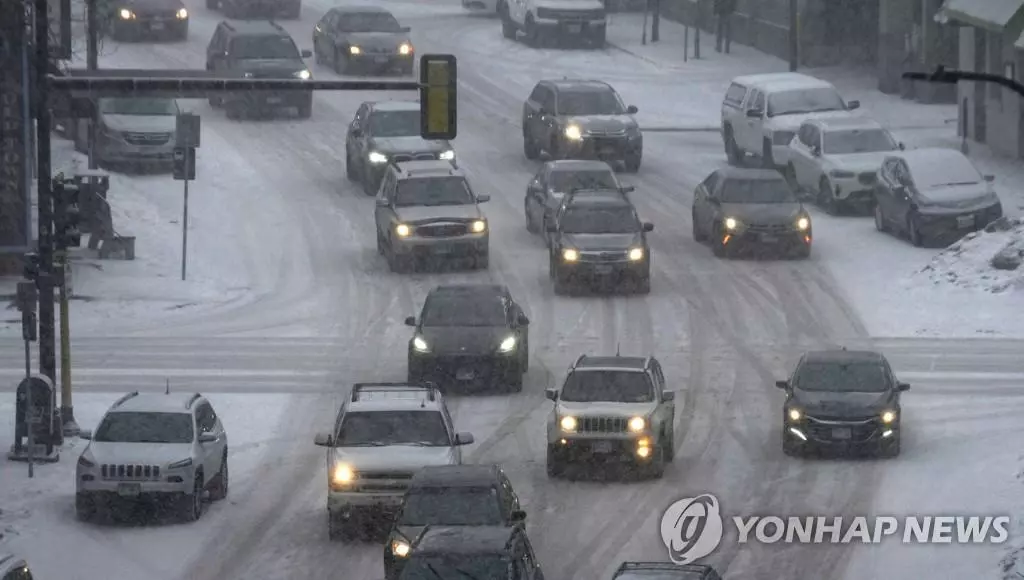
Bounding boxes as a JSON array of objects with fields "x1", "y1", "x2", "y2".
[
  {"x1": 499, "y1": 0, "x2": 607, "y2": 47},
  {"x1": 720, "y1": 72, "x2": 861, "y2": 169},
  {"x1": 313, "y1": 383, "x2": 475, "y2": 541},
  {"x1": 76, "y1": 391, "x2": 229, "y2": 523}
]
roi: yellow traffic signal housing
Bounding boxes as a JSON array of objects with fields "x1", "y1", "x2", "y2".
[{"x1": 420, "y1": 54, "x2": 457, "y2": 140}]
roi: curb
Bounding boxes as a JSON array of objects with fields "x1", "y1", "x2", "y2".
[{"x1": 606, "y1": 41, "x2": 666, "y2": 68}]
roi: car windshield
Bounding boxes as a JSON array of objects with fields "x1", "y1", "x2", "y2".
[
  {"x1": 395, "y1": 177, "x2": 475, "y2": 207},
  {"x1": 560, "y1": 370, "x2": 653, "y2": 403},
  {"x1": 94, "y1": 412, "x2": 194, "y2": 444},
  {"x1": 560, "y1": 207, "x2": 638, "y2": 234},
  {"x1": 338, "y1": 12, "x2": 402, "y2": 32},
  {"x1": 229, "y1": 35, "x2": 299, "y2": 59},
  {"x1": 398, "y1": 487, "x2": 503, "y2": 526},
  {"x1": 823, "y1": 129, "x2": 897, "y2": 155},
  {"x1": 421, "y1": 294, "x2": 506, "y2": 327},
  {"x1": 767, "y1": 87, "x2": 846, "y2": 116},
  {"x1": 719, "y1": 178, "x2": 796, "y2": 203},
  {"x1": 400, "y1": 556, "x2": 510, "y2": 580},
  {"x1": 795, "y1": 361, "x2": 889, "y2": 392},
  {"x1": 337, "y1": 411, "x2": 450, "y2": 446},
  {"x1": 98, "y1": 98, "x2": 177, "y2": 115},
  {"x1": 368, "y1": 110, "x2": 420, "y2": 137},
  {"x1": 909, "y1": 155, "x2": 982, "y2": 188},
  {"x1": 615, "y1": 573, "x2": 706, "y2": 580},
  {"x1": 556, "y1": 89, "x2": 625, "y2": 116},
  {"x1": 550, "y1": 169, "x2": 618, "y2": 193}
]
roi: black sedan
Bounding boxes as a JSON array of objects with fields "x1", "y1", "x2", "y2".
[
  {"x1": 872, "y1": 147, "x2": 1002, "y2": 246},
  {"x1": 778, "y1": 349, "x2": 909, "y2": 457},
  {"x1": 108, "y1": 0, "x2": 188, "y2": 41},
  {"x1": 313, "y1": 6, "x2": 414, "y2": 76},
  {"x1": 691, "y1": 167, "x2": 812, "y2": 258},
  {"x1": 406, "y1": 285, "x2": 529, "y2": 392}
]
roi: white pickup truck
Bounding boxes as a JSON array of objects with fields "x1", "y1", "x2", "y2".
[{"x1": 499, "y1": 0, "x2": 607, "y2": 47}]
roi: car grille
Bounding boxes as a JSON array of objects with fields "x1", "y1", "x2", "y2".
[
  {"x1": 587, "y1": 129, "x2": 627, "y2": 137},
  {"x1": 536, "y1": 7, "x2": 605, "y2": 19},
  {"x1": 578, "y1": 416, "x2": 628, "y2": 433},
  {"x1": 391, "y1": 152, "x2": 439, "y2": 162},
  {"x1": 101, "y1": 464, "x2": 162, "y2": 480},
  {"x1": 135, "y1": 9, "x2": 179, "y2": 17},
  {"x1": 745, "y1": 223, "x2": 792, "y2": 234},
  {"x1": 857, "y1": 171, "x2": 876, "y2": 185},
  {"x1": 772, "y1": 131, "x2": 796, "y2": 145},
  {"x1": 363, "y1": 46, "x2": 394, "y2": 54},
  {"x1": 247, "y1": 70, "x2": 290, "y2": 79},
  {"x1": 580, "y1": 250, "x2": 627, "y2": 262},
  {"x1": 416, "y1": 223, "x2": 468, "y2": 238},
  {"x1": 123, "y1": 132, "x2": 171, "y2": 146},
  {"x1": 355, "y1": 470, "x2": 415, "y2": 492},
  {"x1": 803, "y1": 415, "x2": 879, "y2": 441}
]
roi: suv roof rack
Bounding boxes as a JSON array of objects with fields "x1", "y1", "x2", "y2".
[
  {"x1": 111, "y1": 391, "x2": 139, "y2": 408},
  {"x1": 571, "y1": 354, "x2": 654, "y2": 370},
  {"x1": 351, "y1": 382, "x2": 437, "y2": 402},
  {"x1": 186, "y1": 393, "x2": 202, "y2": 409}
]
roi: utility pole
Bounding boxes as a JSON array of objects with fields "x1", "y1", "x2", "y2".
[
  {"x1": 788, "y1": 0, "x2": 798, "y2": 71},
  {"x1": 651, "y1": 0, "x2": 660, "y2": 42},
  {"x1": 34, "y1": 0, "x2": 58, "y2": 398},
  {"x1": 86, "y1": 0, "x2": 99, "y2": 169},
  {"x1": 57, "y1": 250, "x2": 77, "y2": 435}
]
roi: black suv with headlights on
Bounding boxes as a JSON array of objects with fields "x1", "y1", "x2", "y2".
[
  {"x1": 346, "y1": 100, "x2": 457, "y2": 196},
  {"x1": 384, "y1": 465, "x2": 526, "y2": 580},
  {"x1": 107, "y1": 0, "x2": 189, "y2": 41},
  {"x1": 205, "y1": 20, "x2": 314, "y2": 119},
  {"x1": 546, "y1": 191, "x2": 653, "y2": 295},
  {"x1": 395, "y1": 525, "x2": 544, "y2": 580},
  {"x1": 522, "y1": 79, "x2": 643, "y2": 172},
  {"x1": 406, "y1": 285, "x2": 530, "y2": 392},
  {"x1": 777, "y1": 349, "x2": 910, "y2": 457},
  {"x1": 691, "y1": 167, "x2": 812, "y2": 259}
]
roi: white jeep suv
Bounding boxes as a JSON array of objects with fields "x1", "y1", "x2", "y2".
[
  {"x1": 313, "y1": 383, "x2": 475, "y2": 541},
  {"x1": 499, "y1": 0, "x2": 607, "y2": 47},
  {"x1": 75, "y1": 391, "x2": 229, "y2": 522},
  {"x1": 720, "y1": 72, "x2": 861, "y2": 169}
]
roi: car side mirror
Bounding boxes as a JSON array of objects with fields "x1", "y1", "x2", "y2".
[
  {"x1": 454, "y1": 432, "x2": 475, "y2": 445},
  {"x1": 775, "y1": 380, "x2": 789, "y2": 389},
  {"x1": 746, "y1": 108, "x2": 762, "y2": 118},
  {"x1": 846, "y1": 99, "x2": 861, "y2": 110},
  {"x1": 811, "y1": 145, "x2": 821, "y2": 156},
  {"x1": 626, "y1": 105, "x2": 638, "y2": 114},
  {"x1": 898, "y1": 142, "x2": 906, "y2": 150},
  {"x1": 313, "y1": 432, "x2": 333, "y2": 447},
  {"x1": 898, "y1": 382, "x2": 911, "y2": 391},
  {"x1": 400, "y1": 26, "x2": 411, "y2": 32},
  {"x1": 662, "y1": 391, "x2": 675, "y2": 401},
  {"x1": 198, "y1": 433, "x2": 217, "y2": 444},
  {"x1": 511, "y1": 509, "x2": 527, "y2": 521},
  {"x1": 404, "y1": 316, "x2": 416, "y2": 326},
  {"x1": 476, "y1": 194, "x2": 491, "y2": 203},
  {"x1": 375, "y1": 198, "x2": 389, "y2": 207},
  {"x1": 545, "y1": 388, "x2": 558, "y2": 401},
  {"x1": 79, "y1": 429, "x2": 92, "y2": 440},
  {"x1": 984, "y1": 174, "x2": 995, "y2": 182},
  {"x1": 620, "y1": 185, "x2": 635, "y2": 193},
  {"x1": 517, "y1": 312, "x2": 530, "y2": 325},
  {"x1": 300, "y1": 49, "x2": 312, "y2": 58},
  {"x1": 351, "y1": 128, "x2": 363, "y2": 137},
  {"x1": 642, "y1": 222, "x2": 654, "y2": 232}
]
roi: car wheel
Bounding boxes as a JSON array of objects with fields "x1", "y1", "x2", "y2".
[
  {"x1": 506, "y1": 368, "x2": 523, "y2": 392},
  {"x1": 475, "y1": 253, "x2": 490, "y2": 270},
  {"x1": 907, "y1": 213, "x2": 924, "y2": 247},
  {"x1": 691, "y1": 209, "x2": 706, "y2": 241},
  {"x1": 784, "y1": 164, "x2": 799, "y2": 193},
  {"x1": 623, "y1": 152, "x2": 642, "y2": 173},
  {"x1": 180, "y1": 474, "x2": 203, "y2": 522},
  {"x1": 334, "y1": 48, "x2": 348, "y2": 75},
  {"x1": 225, "y1": 101, "x2": 245, "y2": 120},
  {"x1": 208, "y1": 452, "x2": 229, "y2": 500},
  {"x1": 548, "y1": 136, "x2": 560, "y2": 160},
  {"x1": 376, "y1": 230, "x2": 386, "y2": 255},
  {"x1": 761, "y1": 138, "x2": 775, "y2": 168},
  {"x1": 552, "y1": 269, "x2": 570, "y2": 295},
  {"x1": 525, "y1": 201, "x2": 539, "y2": 233},
  {"x1": 75, "y1": 493, "x2": 96, "y2": 521},
  {"x1": 500, "y1": 5, "x2": 516, "y2": 39},
  {"x1": 711, "y1": 224, "x2": 728, "y2": 258},
  {"x1": 646, "y1": 442, "x2": 666, "y2": 478},
  {"x1": 520, "y1": 334, "x2": 529, "y2": 372},
  {"x1": 523, "y1": 133, "x2": 540, "y2": 160},
  {"x1": 792, "y1": 244, "x2": 811, "y2": 259},
  {"x1": 818, "y1": 177, "x2": 838, "y2": 215},
  {"x1": 361, "y1": 164, "x2": 377, "y2": 196},
  {"x1": 296, "y1": 99, "x2": 312, "y2": 119},
  {"x1": 591, "y1": 25, "x2": 606, "y2": 47},
  {"x1": 874, "y1": 202, "x2": 887, "y2": 232},
  {"x1": 880, "y1": 434, "x2": 901, "y2": 458},
  {"x1": 724, "y1": 125, "x2": 742, "y2": 165},
  {"x1": 524, "y1": 15, "x2": 541, "y2": 46},
  {"x1": 327, "y1": 511, "x2": 353, "y2": 541},
  {"x1": 782, "y1": 429, "x2": 799, "y2": 457},
  {"x1": 634, "y1": 273, "x2": 651, "y2": 294},
  {"x1": 662, "y1": 427, "x2": 675, "y2": 462},
  {"x1": 545, "y1": 445, "x2": 565, "y2": 478},
  {"x1": 387, "y1": 244, "x2": 410, "y2": 273},
  {"x1": 345, "y1": 149, "x2": 357, "y2": 181}
]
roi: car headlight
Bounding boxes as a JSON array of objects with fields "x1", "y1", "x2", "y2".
[
  {"x1": 724, "y1": 217, "x2": 739, "y2": 230},
  {"x1": 787, "y1": 408, "x2": 801, "y2": 421},
  {"x1": 77, "y1": 454, "x2": 95, "y2": 467},
  {"x1": 562, "y1": 248, "x2": 579, "y2": 262},
  {"x1": 243, "y1": 72, "x2": 254, "y2": 78},
  {"x1": 350, "y1": 45, "x2": 361, "y2": 55},
  {"x1": 559, "y1": 416, "x2": 577, "y2": 432},
  {"x1": 498, "y1": 335, "x2": 516, "y2": 353},
  {"x1": 176, "y1": 7, "x2": 187, "y2": 18},
  {"x1": 439, "y1": 149, "x2": 455, "y2": 161},
  {"x1": 119, "y1": 8, "x2": 134, "y2": 19},
  {"x1": 628, "y1": 416, "x2": 646, "y2": 432},
  {"x1": 471, "y1": 220, "x2": 486, "y2": 233},
  {"x1": 564, "y1": 125, "x2": 582, "y2": 140},
  {"x1": 392, "y1": 540, "x2": 411, "y2": 557},
  {"x1": 881, "y1": 410, "x2": 896, "y2": 424},
  {"x1": 628, "y1": 247, "x2": 644, "y2": 261},
  {"x1": 412, "y1": 336, "x2": 429, "y2": 352},
  {"x1": 796, "y1": 216, "x2": 810, "y2": 231},
  {"x1": 295, "y1": 69, "x2": 311, "y2": 80},
  {"x1": 168, "y1": 458, "x2": 193, "y2": 469},
  {"x1": 399, "y1": 43, "x2": 412, "y2": 55},
  {"x1": 395, "y1": 223, "x2": 411, "y2": 238},
  {"x1": 332, "y1": 463, "x2": 355, "y2": 484},
  {"x1": 368, "y1": 151, "x2": 388, "y2": 164}
]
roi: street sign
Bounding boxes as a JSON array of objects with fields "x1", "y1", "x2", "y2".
[
  {"x1": 172, "y1": 147, "x2": 195, "y2": 181},
  {"x1": 175, "y1": 113, "x2": 200, "y2": 148},
  {"x1": 420, "y1": 54, "x2": 457, "y2": 140},
  {"x1": 0, "y1": 0, "x2": 31, "y2": 251}
]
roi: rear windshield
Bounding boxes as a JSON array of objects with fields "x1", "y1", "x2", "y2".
[
  {"x1": 795, "y1": 361, "x2": 889, "y2": 392},
  {"x1": 720, "y1": 178, "x2": 796, "y2": 203}
]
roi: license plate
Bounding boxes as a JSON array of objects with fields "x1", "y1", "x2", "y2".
[
  {"x1": 150, "y1": 21, "x2": 165, "y2": 30},
  {"x1": 594, "y1": 265, "x2": 613, "y2": 274},
  {"x1": 831, "y1": 428, "x2": 852, "y2": 440},
  {"x1": 591, "y1": 441, "x2": 613, "y2": 453},
  {"x1": 265, "y1": 96, "x2": 282, "y2": 104},
  {"x1": 117, "y1": 483, "x2": 141, "y2": 497},
  {"x1": 567, "y1": 23, "x2": 582, "y2": 33},
  {"x1": 456, "y1": 368, "x2": 475, "y2": 381},
  {"x1": 761, "y1": 235, "x2": 779, "y2": 243},
  {"x1": 956, "y1": 215, "x2": 975, "y2": 228},
  {"x1": 374, "y1": 56, "x2": 389, "y2": 64}
]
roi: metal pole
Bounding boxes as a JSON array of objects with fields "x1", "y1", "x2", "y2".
[
  {"x1": 788, "y1": 0, "x2": 798, "y2": 71},
  {"x1": 651, "y1": 0, "x2": 660, "y2": 42},
  {"x1": 86, "y1": 0, "x2": 99, "y2": 170},
  {"x1": 685, "y1": 25, "x2": 689, "y2": 61},
  {"x1": 181, "y1": 177, "x2": 189, "y2": 281},
  {"x1": 24, "y1": 340, "x2": 34, "y2": 478},
  {"x1": 641, "y1": 0, "x2": 649, "y2": 45},
  {"x1": 35, "y1": 0, "x2": 58, "y2": 393},
  {"x1": 58, "y1": 252, "x2": 78, "y2": 436}
]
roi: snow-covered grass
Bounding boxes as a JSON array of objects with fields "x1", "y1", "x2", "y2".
[
  {"x1": 0, "y1": 392, "x2": 298, "y2": 578},
  {"x1": 916, "y1": 218, "x2": 1024, "y2": 293}
]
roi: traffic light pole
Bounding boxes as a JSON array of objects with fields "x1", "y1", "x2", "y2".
[
  {"x1": 34, "y1": 0, "x2": 58, "y2": 397},
  {"x1": 86, "y1": 0, "x2": 99, "y2": 170},
  {"x1": 57, "y1": 251, "x2": 78, "y2": 435}
]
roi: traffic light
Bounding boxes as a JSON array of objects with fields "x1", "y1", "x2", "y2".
[
  {"x1": 420, "y1": 54, "x2": 457, "y2": 141},
  {"x1": 53, "y1": 175, "x2": 82, "y2": 249}
]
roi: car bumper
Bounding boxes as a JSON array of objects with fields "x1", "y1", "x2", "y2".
[
  {"x1": 556, "y1": 259, "x2": 648, "y2": 281},
  {"x1": 226, "y1": 91, "x2": 312, "y2": 108},
  {"x1": 561, "y1": 135, "x2": 641, "y2": 161},
  {"x1": 785, "y1": 420, "x2": 899, "y2": 450},
  {"x1": 77, "y1": 477, "x2": 191, "y2": 496},
  {"x1": 98, "y1": 135, "x2": 176, "y2": 163},
  {"x1": 393, "y1": 236, "x2": 488, "y2": 259},
  {"x1": 720, "y1": 228, "x2": 811, "y2": 253},
  {"x1": 549, "y1": 434, "x2": 655, "y2": 463},
  {"x1": 408, "y1": 352, "x2": 521, "y2": 386},
  {"x1": 346, "y1": 53, "x2": 414, "y2": 71},
  {"x1": 328, "y1": 490, "x2": 405, "y2": 514},
  {"x1": 112, "y1": 18, "x2": 188, "y2": 37},
  {"x1": 534, "y1": 17, "x2": 606, "y2": 35},
  {"x1": 364, "y1": 156, "x2": 454, "y2": 188},
  {"x1": 917, "y1": 204, "x2": 1002, "y2": 238}
]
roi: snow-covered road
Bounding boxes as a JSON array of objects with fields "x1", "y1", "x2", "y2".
[{"x1": 1, "y1": 0, "x2": 1023, "y2": 578}]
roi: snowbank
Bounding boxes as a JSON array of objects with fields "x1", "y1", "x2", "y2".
[{"x1": 914, "y1": 217, "x2": 1024, "y2": 293}]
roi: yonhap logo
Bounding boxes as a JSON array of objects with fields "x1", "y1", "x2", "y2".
[{"x1": 660, "y1": 493, "x2": 724, "y2": 564}]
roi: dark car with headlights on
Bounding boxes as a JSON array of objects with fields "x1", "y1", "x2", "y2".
[
  {"x1": 872, "y1": 147, "x2": 1002, "y2": 247},
  {"x1": 108, "y1": 0, "x2": 188, "y2": 41},
  {"x1": 547, "y1": 192, "x2": 653, "y2": 295},
  {"x1": 524, "y1": 159, "x2": 633, "y2": 234},
  {"x1": 384, "y1": 465, "x2": 526, "y2": 580},
  {"x1": 347, "y1": 100, "x2": 457, "y2": 196},
  {"x1": 313, "y1": 7, "x2": 414, "y2": 75},
  {"x1": 612, "y1": 562, "x2": 724, "y2": 580},
  {"x1": 205, "y1": 20, "x2": 314, "y2": 119},
  {"x1": 692, "y1": 167, "x2": 812, "y2": 259},
  {"x1": 396, "y1": 525, "x2": 544, "y2": 580},
  {"x1": 777, "y1": 349, "x2": 909, "y2": 457},
  {"x1": 522, "y1": 79, "x2": 643, "y2": 172},
  {"x1": 406, "y1": 284, "x2": 530, "y2": 392}
]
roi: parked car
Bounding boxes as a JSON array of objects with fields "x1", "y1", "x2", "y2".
[
  {"x1": 74, "y1": 97, "x2": 180, "y2": 171},
  {"x1": 871, "y1": 147, "x2": 1002, "y2": 246},
  {"x1": 313, "y1": 6, "x2": 413, "y2": 75}
]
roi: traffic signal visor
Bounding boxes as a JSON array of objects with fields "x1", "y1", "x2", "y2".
[{"x1": 420, "y1": 54, "x2": 456, "y2": 141}]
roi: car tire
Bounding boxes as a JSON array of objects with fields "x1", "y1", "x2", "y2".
[
  {"x1": 545, "y1": 445, "x2": 565, "y2": 478},
  {"x1": 376, "y1": 230, "x2": 386, "y2": 255},
  {"x1": 296, "y1": 99, "x2": 313, "y2": 119},
  {"x1": 180, "y1": 474, "x2": 204, "y2": 522},
  {"x1": 874, "y1": 202, "x2": 887, "y2": 232},
  {"x1": 547, "y1": 136, "x2": 560, "y2": 161},
  {"x1": 634, "y1": 273, "x2": 651, "y2": 294},
  {"x1": 506, "y1": 367, "x2": 523, "y2": 392},
  {"x1": 907, "y1": 213, "x2": 924, "y2": 247},
  {"x1": 328, "y1": 511, "x2": 354, "y2": 541},
  {"x1": 525, "y1": 201, "x2": 539, "y2": 233},
  {"x1": 208, "y1": 452, "x2": 229, "y2": 501},
  {"x1": 792, "y1": 244, "x2": 811, "y2": 259},
  {"x1": 225, "y1": 101, "x2": 245, "y2": 120},
  {"x1": 691, "y1": 209, "x2": 706, "y2": 241},
  {"x1": 782, "y1": 429, "x2": 799, "y2": 457},
  {"x1": 524, "y1": 15, "x2": 541, "y2": 46},
  {"x1": 662, "y1": 427, "x2": 675, "y2": 462},
  {"x1": 388, "y1": 245, "x2": 410, "y2": 273},
  {"x1": 523, "y1": 134, "x2": 540, "y2": 160},
  {"x1": 646, "y1": 443, "x2": 666, "y2": 478},
  {"x1": 761, "y1": 138, "x2": 775, "y2": 168},
  {"x1": 75, "y1": 492, "x2": 96, "y2": 521},
  {"x1": 623, "y1": 152, "x2": 642, "y2": 173},
  {"x1": 520, "y1": 333, "x2": 529, "y2": 372},
  {"x1": 475, "y1": 253, "x2": 490, "y2": 270},
  {"x1": 552, "y1": 269, "x2": 570, "y2": 295},
  {"x1": 818, "y1": 177, "x2": 838, "y2": 215},
  {"x1": 724, "y1": 125, "x2": 743, "y2": 165},
  {"x1": 591, "y1": 26, "x2": 606, "y2": 47},
  {"x1": 500, "y1": 6, "x2": 516, "y2": 39},
  {"x1": 334, "y1": 48, "x2": 349, "y2": 75},
  {"x1": 361, "y1": 164, "x2": 377, "y2": 196},
  {"x1": 711, "y1": 224, "x2": 728, "y2": 258},
  {"x1": 345, "y1": 149, "x2": 357, "y2": 181}
]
